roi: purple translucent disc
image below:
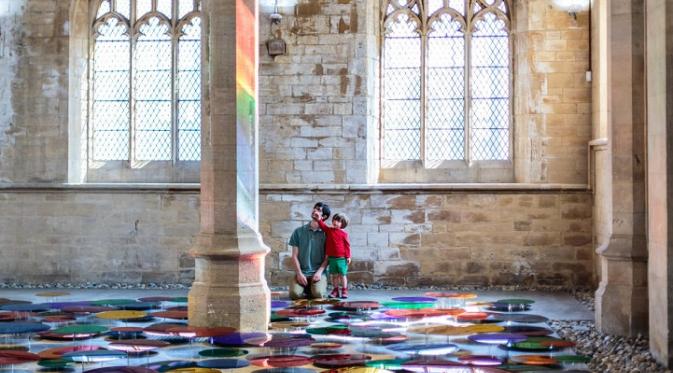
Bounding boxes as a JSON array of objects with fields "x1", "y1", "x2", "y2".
[
  {"x1": 84, "y1": 367, "x2": 157, "y2": 373},
  {"x1": 212, "y1": 332, "x2": 269, "y2": 347},
  {"x1": 271, "y1": 300, "x2": 290, "y2": 309},
  {"x1": 391, "y1": 297, "x2": 437, "y2": 303},
  {"x1": 467, "y1": 333, "x2": 528, "y2": 345},
  {"x1": 458, "y1": 355, "x2": 503, "y2": 366},
  {"x1": 48, "y1": 301, "x2": 92, "y2": 310},
  {"x1": 257, "y1": 334, "x2": 314, "y2": 348}
]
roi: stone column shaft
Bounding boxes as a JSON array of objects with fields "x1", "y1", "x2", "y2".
[
  {"x1": 188, "y1": 0, "x2": 270, "y2": 331},
  {"x1": 646, "y1": 0, "x2": 673, "y2": 366},
  {"x1": 594, "y1": 0, "x2": 648, "y2": 337}
]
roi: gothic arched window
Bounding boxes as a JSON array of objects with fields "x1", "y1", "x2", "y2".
[
  {"x1": 91, "y1": 0, "x2": 202, "y2": 164},
  {"x1": 382, "y1": 0, "x2": 511, "y2": 164}
]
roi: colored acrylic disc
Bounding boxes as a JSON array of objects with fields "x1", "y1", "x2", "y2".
[
  {"x1": 166, "y1": 326, "x2": 236, "y2": 338},
  {"x1": 96, "y1": 310, "x2": 148, "y2": 320},
  {"x1": 503, "y1": 325, "x2": 554, "y2": 337},
  {"x1": 457, "y1": 355, "x2": 503, "y2": 366},
  {"x1": 1, "y1": 303, "x2": 51, "y2": 312},
  {"x1": 510, "y1": 354, "x2": 558, "y2": 365},
  {"x1": 386, "y1": 342, "x2": 459, "y2": 356},
  {"x1": 119, "y1": 302, "x2": 161, "y2": 311},
  {"x1": 312, "y1": 354, "x2": 372, "y2": 369},
  {"x1": 211, "y1": 332, "x2": 269, "y2": 347},
  {"x1": 138, "y1": 296, "x2": 175, "y2": 302},
  {"x1": 275, "y1": 308, "x2": 325, "y2": 317},
  {"x1": 495, "y1": 298, "x2": 535, "y2": 305},
  {"x1": 257, "y1": 334, "x2": 314, "y2": 348},
  {"x1": 199, "y1": 348, "x2": 248, "y2": 358},
  {"x1": 251, "y1": 369, "x2": 316, "y2": 373},
  {"x1": 409, "y1": 324, "x2": 505, "y2": 336},
  {"x1": 91, "y1": 299, "x2": 138, "y2": 306},
  {"x1": 467, "y1": 333, "x2": 528, "y2": 345},
  {"x1": 143, "y1": 323, "x2": 188, "y2": 338},
  {"x1": 52, "y1": 324, "x2": 108, "y2": 335},
  {"x1": 0, "y1": 351, "x2": 40, "y2": 365},
  {"x1": 35, "y1": 291, "x2": 70, "y2": 297},
  {"x1": 0, "y1": 321, "x2": 50, "y2": 335},
  {"x1": 197, "y1": 358, "x2": 250, "y2": 369},
  {"x1": 62, "y1": 349, "x2": 126, "y2": 362},
  {"x1": 310, "y1": 342, "x2": 342, "y2": 351},
  {"x1": 108, "y1": 339, "x2": 171, "y2": 352},
  {"x1": 488, "y1": 303, "x2": 532, "y2": 312},
  {"x1": 84, "y1": 367, "x2": 157, "y2": 373},
  {"x1": 141, "y1": 360, "x2": 196, "y2": 371},
  {"x1": 334, "y1": 301, "x2": 381, "y2": 311},
  {"x1": 269, "y1": 321, "x2": 310, "y2": 330},
  {"x1": 249, "y1": 355, "x2": 312, "y2": 368},
  {"x1": 168, "y1": 369, "x2": 222, "y2": 373},
  {"x1": 271, "y1": 300, "x2": 291, "y2": 309},
  {"x1": 62, "y1": 305, "x2": 114, "y2": 314},
  {"x1": 505, "y1": 337, "x2": 570, "y2": 352},
  {"x1": 391, "y1": 296, "x2": 436, "y2": 303},
  {"x1": 487, "y1": 313, "x2": 548, "y2": 324},
  {"x1": 38, "y1": 345, "x2": 102, "y2": 359},
  {"x1": 365, "y1": 358, "x2": 408, "y2": 370},
  {"x1": 150, "y1": 310, "x2": 188, "y2": 320},
  {"x1": 306, "y1": 325, "x2": 350, "y2": 336},
  {"x1": 456, "y1": 312, "x2": 490, "y2": 322}
]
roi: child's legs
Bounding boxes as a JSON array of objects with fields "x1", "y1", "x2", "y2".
[
  {"x1": 330, "y1": 273, "x2": 339, "y2": 288},
  {"x1": 340, "y1": 274, "x2": 348, "y2": 289}
]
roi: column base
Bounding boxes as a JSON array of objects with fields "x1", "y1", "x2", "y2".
[{"x1": 595, "y1": 256, "x2": 648, "y2": 336}]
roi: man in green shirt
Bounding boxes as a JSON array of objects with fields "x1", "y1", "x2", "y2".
[{"x1": 288, "y1": 202, "x2": 331, "y2": 299}]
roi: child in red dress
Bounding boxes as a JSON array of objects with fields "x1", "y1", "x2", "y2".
[{"x1": 312, "y1": 210, "x2": 351, "y2": 298}]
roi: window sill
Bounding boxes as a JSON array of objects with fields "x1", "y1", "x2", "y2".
[
  {"x1": 0, "y1": 183, "x2": 200, "y2": 193},
  {"x1": 261, "y1": 183, "x2": 590, "y2": 193}
]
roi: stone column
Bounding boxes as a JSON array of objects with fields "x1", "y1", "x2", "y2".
[
  {"x1": 594, "y1": 0, "x2": 648, "y2": 336},
  {"x1": 646, "y1": 0, "x2": 673, "y2": 366},
  {"x1": 188, "y1": 0, "x2": 270, "y2": 331}
]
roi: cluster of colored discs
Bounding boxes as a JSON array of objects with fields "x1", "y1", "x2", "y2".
[{"x1": 0, "y1": 291, "x2": 590, "y2": 372}]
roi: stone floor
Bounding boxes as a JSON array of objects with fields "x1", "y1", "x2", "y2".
[{"x1": 0, "y1": 288, "x2": 594, "y2": 372}]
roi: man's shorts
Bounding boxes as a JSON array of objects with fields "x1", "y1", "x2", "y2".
[{"x1": 328, "y1": 257, "x2": 348, "y2": 275}]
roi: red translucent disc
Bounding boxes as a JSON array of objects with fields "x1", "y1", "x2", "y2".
[
  {"x1": 0, "y1": 351, "x2": 40, "y2": 365},
  {"x1": 249, "y1": 355, "x2": 312, "y2": 368},
  {"x1": 38, "y1": 345, "x2": 101, "y2": 360},
  {"x1": 152, "y1": 310, "x2": 188, "y2": 320}
]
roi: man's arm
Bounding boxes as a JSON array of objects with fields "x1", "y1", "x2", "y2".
[
  {"x1": 291, "y1": 246, "x2": 308, "y2": 286},
  {"x1": 344, "y1": 232, "x2": 351, "y2": 264},
  {"x1": 312, "y1": 255, "x2": 329, "y2": 282}
]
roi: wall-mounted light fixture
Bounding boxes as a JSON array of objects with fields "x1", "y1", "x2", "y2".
[
  {"x1": 550, "y1": 0, "x2": 590, "y2": 20},
  {"x1": 266, "y1": 0, "x2": 286, "y2": 59}
]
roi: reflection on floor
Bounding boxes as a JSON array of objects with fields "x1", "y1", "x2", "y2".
[{"x1": 0, "y1": 289, "x2": 593, "y2": 372}]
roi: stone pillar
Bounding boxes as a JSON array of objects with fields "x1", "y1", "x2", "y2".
[
  {"x1": 646, "y1": 0, "x2": 673, "y2": 366},
  {"x1": 188, "y1": 0, "x2": 270, "y2": 331},
  {"x1": 594, "y1": 0, "x2": 648, "y2": 336}
]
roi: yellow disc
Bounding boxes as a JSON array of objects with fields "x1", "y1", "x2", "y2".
[
  {"x1": 409, "y1": 323, "x2": 504, "y2": 336},
  {"x1": 35, "y1": 291, "x2": 70, "y2": 297},
  {"x1": 293, "y1": 298, "x2": 339, "y2": 307},
  {"x1": 168, "y1": 369, "x2": 221, "y2": 373},
  {"x1": 269, "y1": 321, "x2": 310, "y2": 330},
  {"x1": 449, "y1": 293, "x2": 478, "y2": 299},
  {"x1": 95, "y1": 310, "x2": 147, "y2": 320}
]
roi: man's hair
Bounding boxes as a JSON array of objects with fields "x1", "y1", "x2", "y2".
[
  {"x1": 314, "y1": 202, "x2": 331, "y2": 220},
  {"x1": 333, "y1": 213, "x2": 349, "y2": 229}
]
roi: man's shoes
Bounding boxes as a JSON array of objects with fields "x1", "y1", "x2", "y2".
[
  {"x1": 340, "y1": 288, "x2": 348, "y2": 299},
  {"x1": 328, "y1": 288, "x2": 340, "y2": 298}
]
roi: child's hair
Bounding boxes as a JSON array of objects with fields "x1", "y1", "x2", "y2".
[
  {"x1": 314, "y1": 202, "x2": 331, "y2": 220},
  {"x1": 332, "y1": 213, "x2": 349, "y2": 229}
]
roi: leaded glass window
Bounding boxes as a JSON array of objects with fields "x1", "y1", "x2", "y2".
[
  {"x1": 382, "y1": 0, "x2": 511, "y2": 163},
  {"x1": 91, "y1": 0, "x2": 202, "y2": 162}
]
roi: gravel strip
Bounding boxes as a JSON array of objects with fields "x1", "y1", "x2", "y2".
[{"x1": 550, "y1": 320, "x2": 670, "y2": 373}]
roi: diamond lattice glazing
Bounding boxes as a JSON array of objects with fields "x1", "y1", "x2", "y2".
[
  {"x1": 92, "y1": 17, "x2": 130, "y2": 161},
  {"x1": 383, "y1": 14, "x2": 421, "y2": 160},
  {"x1": 177, "y1": 17, "x2": 202, "y2": 161},
  {"x1": 134, "y1": 17, "x2": 172, "y2": 161},
  {"x1": 470, "y1": 13, "x2": 510, "y2": 161},
  {"x1": 427, "y1": 14, "x2": 465, "y2": 160}
]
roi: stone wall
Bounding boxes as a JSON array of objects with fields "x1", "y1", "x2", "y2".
[
  {"x1": 0, "y1": 188, "x2": 199, "y2": 284},
  {"x1": 0, "y1": 187, "x2": 593, "y2": 288},
  {"x1": 263, "y1": 188, "x2": 593, "y2": 288}
]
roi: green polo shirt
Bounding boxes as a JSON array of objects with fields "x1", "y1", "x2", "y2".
[{"x1": 289, "y1": 223, "x2": 326, "y2": 276}]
